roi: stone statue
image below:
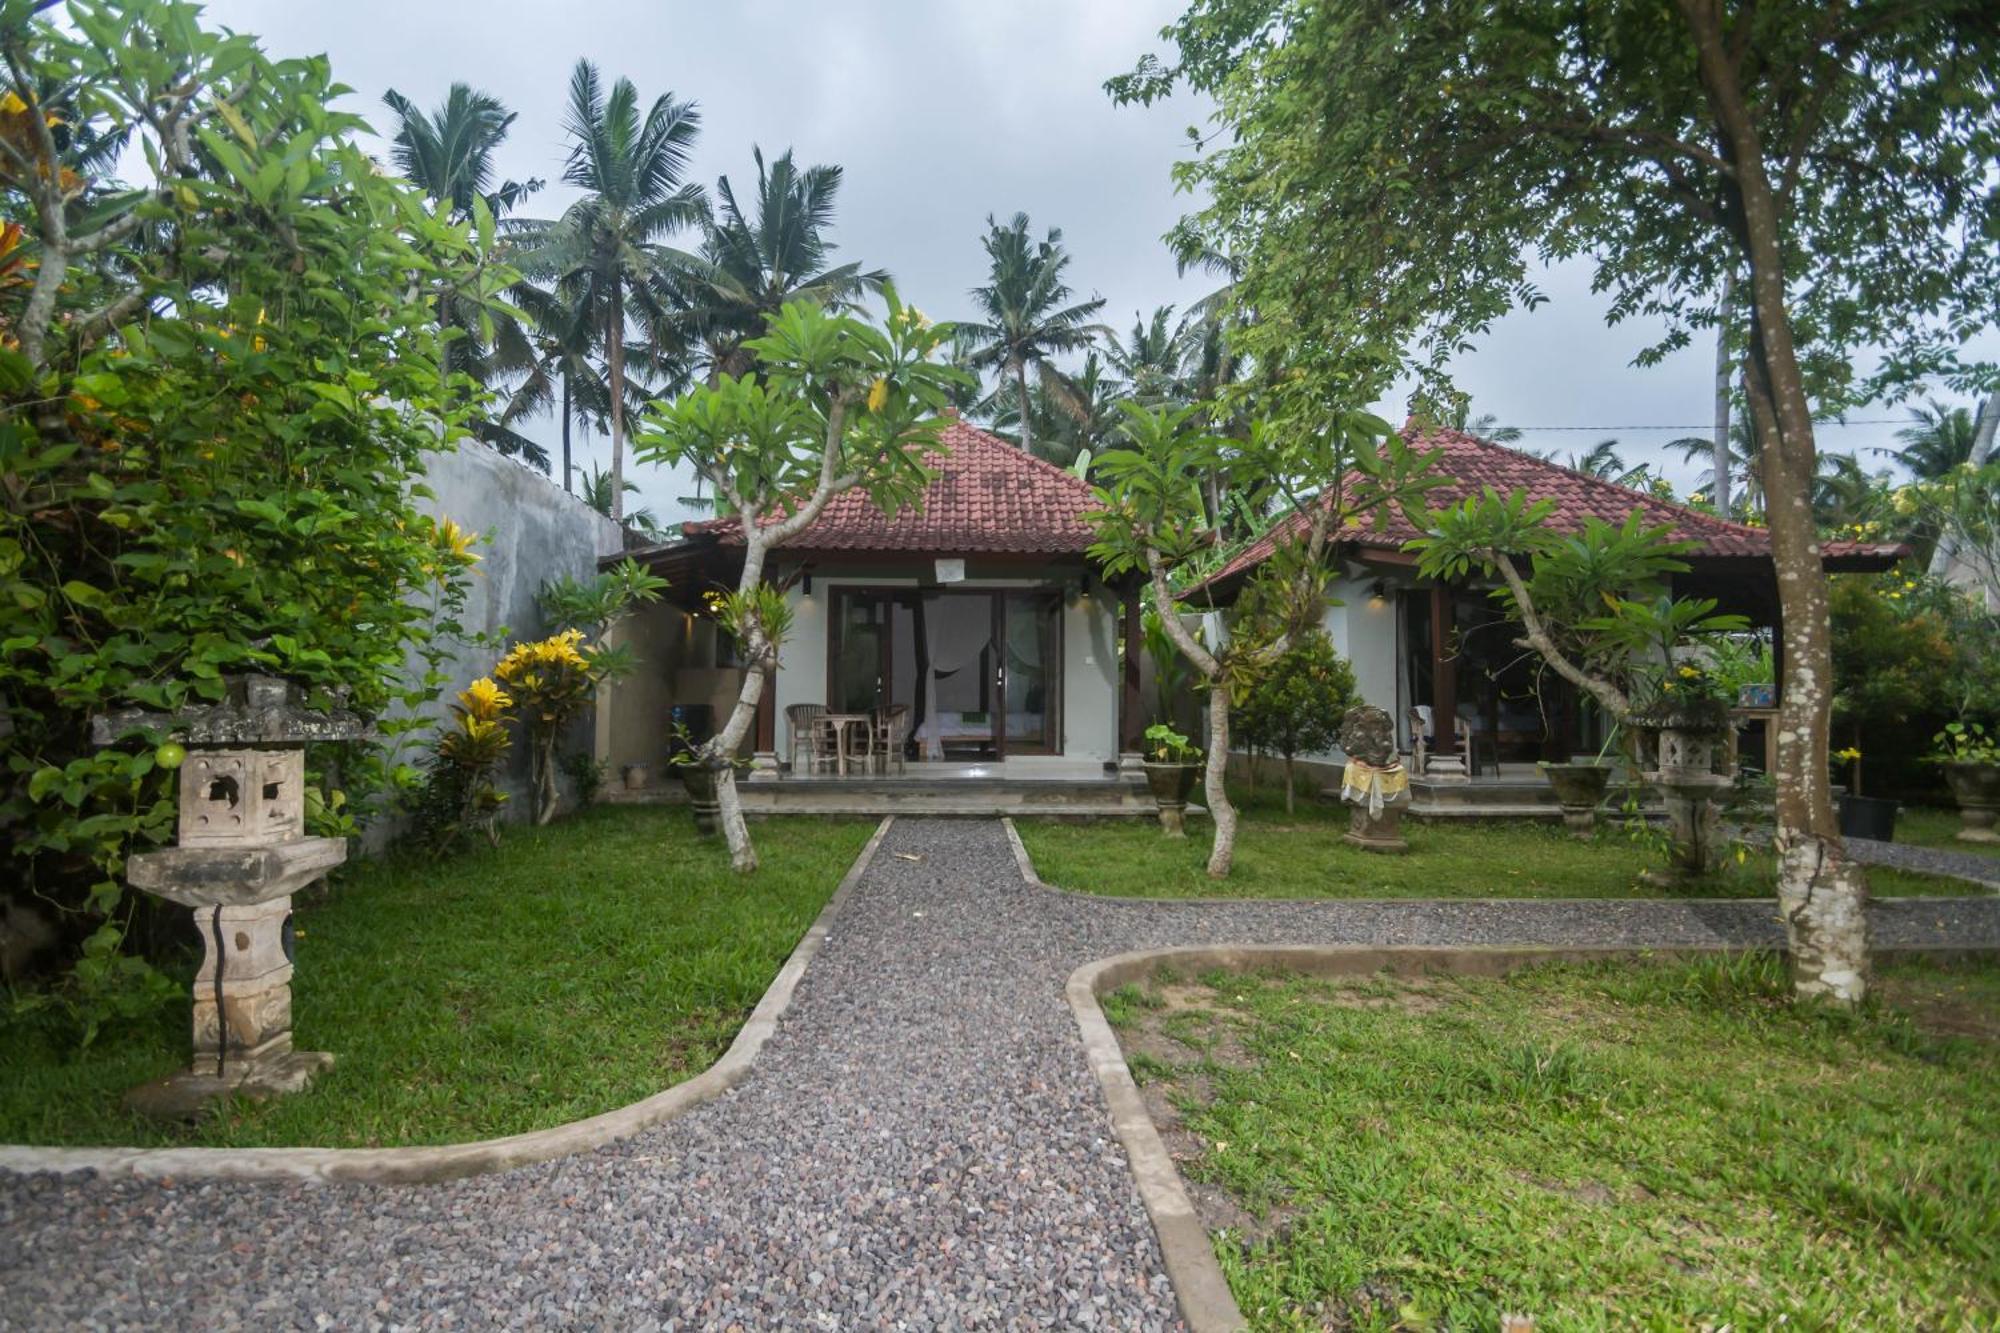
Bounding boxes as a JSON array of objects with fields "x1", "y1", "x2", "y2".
[
  {"x1": 1340, "y1": 704, "x2": 1397, "y2": 768},
  {"x1": 1338, "y1": 704, "x2": 1410, "y2": 853}
]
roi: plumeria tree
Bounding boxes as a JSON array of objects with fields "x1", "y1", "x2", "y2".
[
  {"x1": 1408, "y1": 498, "x2": 1749, "y2": 731},
  {"x1": 636, "y1": 291, "x2": 963, "y2": 871},
  {"x1": 1089, "y1": 401, "x2": 1439, "y2": 876},
  {"x1": 0, "y1": 0, "x2": 503, "y2": 1027}
]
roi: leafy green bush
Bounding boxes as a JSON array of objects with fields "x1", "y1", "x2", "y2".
[
  {"x1": 1235, "y1": 629, "x2": 1357, "y2": 812},
  {"x1": 1829, "y1": 574, "x2": 1968, "y2": 800},
  {"x1": 0, "y1": 1, "x2": 506, "y2": 1031}
]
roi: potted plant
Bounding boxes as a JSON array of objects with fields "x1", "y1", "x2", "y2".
[
  {"x1": 1833, "y1": 744, "x2": 1898, "y2": 842},
  {"x1": 622, "y1": 762, "x2": 651, "y2": 792},
  {"x1": 1141, "y1": 722, "x2": 1203, "y2": 837},
  {"x1": 1933, "y1": 721, "x2": 2000, "y2": 844},
  {"x1": 1638, "y1": 661, "x2": 1735, "y2": 776},
  {"x1": 667, "y1": 723, "x2": 733, "y2": 836},
  {"x1": 1538, "y1": 727, "x2": 1619, "y2": 840}
]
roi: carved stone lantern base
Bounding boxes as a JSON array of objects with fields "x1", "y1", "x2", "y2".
[
  {"x1": 1343, "y1": 800, "x2": 1409, "y2": 854},
  {"x1": 124, "y1": 1050, "x2": 335, "y2": 1122},
  {"x1": 124, "y1": 835, "x2": 346, "y2": 1120}
]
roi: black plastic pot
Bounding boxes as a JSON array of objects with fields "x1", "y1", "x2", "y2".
[{"x1": 1837, "y1": 793, "x2": 1898, "y2": 842}]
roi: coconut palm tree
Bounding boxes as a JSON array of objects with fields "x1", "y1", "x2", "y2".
[
  {"x1": 990, "y1": 350, "x2": 1124, "y2": 470},
  {"x1": 579, "y1": 464, "x2": 664, "y2": 539},
  {"x1": 1542, "y1": 438, "x2": 1654, "y2": 488},
  {"x1": 517, "y1": 61, "x2": 704, "y2": 523},
  {"x1": 383, "y1": 84, "x2": 550, "y2": 469},
  {"x1": 1106, "y1": 305, "x2": 1200, "y2": 406},
  {"x1": 1890, "y1": 401, "x2": 1981, "y2": 480},
  {"x1": 674, "y1": 146, "x2": 888, "y2": 383},
  {"x1": 959, "y1": 213, "x2": 1108, "y2": 457},
  {"x1": 381, "y1": 84, "x2": 542, "y2": 221}
]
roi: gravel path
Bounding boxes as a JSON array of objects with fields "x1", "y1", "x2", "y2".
[
  {"x1": 1849, "y1": 834, "x2": 2000, "y2": 888},
  {"x1": 6, "y1": 817, "x2": 1999, "y2": 1332}
]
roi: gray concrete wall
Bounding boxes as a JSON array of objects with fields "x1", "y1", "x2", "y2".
[{"x1": 377, "y1": 443, "x2": 622, "y2": 837}]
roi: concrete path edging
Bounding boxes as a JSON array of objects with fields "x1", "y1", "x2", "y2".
[{"x1": 0, "y1": 816, "x2": 897, "y2": 1186}]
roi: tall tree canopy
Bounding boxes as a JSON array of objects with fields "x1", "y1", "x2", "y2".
[
  {"x1": 1114, "y1": 1, "x2": 2000, "y2": 1002},
  {"x1": 680, "y1": 146, "x2": 889, "y2": 383},
  {"x1": 517, "y1": 60, "x2": 704, "y2": 523},
  {"x1": 959, "y1": 212, "x2": 1108, "y2": 460},
  {"x1": 383, "y1": 83, "x2": 549, "y2": 470}
]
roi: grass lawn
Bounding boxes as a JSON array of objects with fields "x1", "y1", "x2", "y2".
[
  {"x1": 0, "y1": 807, "x2": 875, "y2": 1149},
  {"x1": 1106, "y1": 955, "x2": 2000, "y2": 1330},
  {"x1": 1896, "y1": 804, "x2": 2000, "y2": 860},
  {"x1": 1017, "y1": 790, "x2": 1981, "y2": 899}
]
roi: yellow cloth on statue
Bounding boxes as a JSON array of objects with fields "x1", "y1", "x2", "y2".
[{"x1": 1341, "y1": 759, "x2": 1409, "y2": 817}]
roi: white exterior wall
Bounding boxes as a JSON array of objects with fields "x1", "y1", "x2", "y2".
[
  {"x1": 1227, "y1": 576, "x2": 1403, "y2": 768},
  {"x1": 768, "y1": 572, "x2": 1120, "y2": 764}
]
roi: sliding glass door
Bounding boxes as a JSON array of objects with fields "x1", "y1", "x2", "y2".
[{"x1": 829, "y1": 588, "x2": 1061, "y2": 761}]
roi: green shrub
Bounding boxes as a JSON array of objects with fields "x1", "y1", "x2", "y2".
[{"x1": 0, "y1": 2, "x2": 506, "y2": 1032}]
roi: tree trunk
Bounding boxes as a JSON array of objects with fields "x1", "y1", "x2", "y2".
[
  {"x1": 1143, "y1": 553, "x2": 1239, "y2": 875},
  {"x1": 1712, "y1": 271, "x2": 1734, "y2": 515},
  {"x1": 1684, "y1": 0, "x2": 1868, "y2": 1003},
  {"x1": 1283, "y1": 752, "x2": 1296, "y2": 815},
  {"x1": 533, "y1": 732, "x2": 559, "y2": 826},
  {"x1": 1015, "y1": 360, "x2": 1033, "y2": 456},
  {"x1": 709, "y1": 663, "x2": 766, "y2": 874},
  {"x1": 561, "y1": 374, "x2": 574, "y2": 495},
  {"x1": 705, "y1": 539, "x2": 776, "y2": 873},
  {"x1": 608, "y1": 285, "x2": 627, "y2": 526},
  {"x1": 1203, "y1": 684, "x2": 1237, "y2": 877}
]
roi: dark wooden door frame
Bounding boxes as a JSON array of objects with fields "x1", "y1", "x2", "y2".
[{"x1": 824, "y1": 585, "x2": 1065, "y2": 760}]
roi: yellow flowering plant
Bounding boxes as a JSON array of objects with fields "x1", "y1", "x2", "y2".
[
  {"x1": 494, "y1": 630, "x2": 604, "y2": 825},
  {"x1": 416, "y1": 677, "x2": 513, "y2": 853}
]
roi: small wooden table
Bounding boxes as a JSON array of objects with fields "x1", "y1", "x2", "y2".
[
  {"x1": 1730, "y1": 707, "x2": 1780, "y2": 776},
  {"x1": 818, "y1": 712, "x2": 874, "y2": 776}
]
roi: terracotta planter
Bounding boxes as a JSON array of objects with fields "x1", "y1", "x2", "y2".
[
  {"x1": 1942, "y1": 760, "x2": 2000, "y2": 844},
  {"x1": 678, "y1": 763, "x2": 722, "y2": 836},
  {"x1": 1142, "y1": 761, "x2": 1200, "y2": 837},
  {"x1": 1539, "y1": 761, "x2": 1612, "y2": 839}
]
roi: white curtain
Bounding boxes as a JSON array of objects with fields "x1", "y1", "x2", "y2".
[{"x1": 920, "y1": 594, "x2": 992, "y2": 759}]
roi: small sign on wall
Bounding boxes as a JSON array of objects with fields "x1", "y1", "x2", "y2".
[{"x1": 934, "y1": 558, "x2": 966, "y2": 583}]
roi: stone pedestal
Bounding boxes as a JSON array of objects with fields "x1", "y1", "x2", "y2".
[
  {"x1": 1343, "y1": 797, "x2": 1408, "y2": 853},
  {"x1": 1642, "y1": 770, "x2": 1733, "y2": 885},
  {"x1": 747, "y1": 750, "x2": 781, "y2": 782},
  {"x1": 125, "y1": 836, "x2": 347, "y2": 1119},
  {"x1": 93, "y1": 674, "x2": 369, "y2": 1122},
  {"x1": 1422, "y1": 753, "x2": 1469, "y2": 783}
]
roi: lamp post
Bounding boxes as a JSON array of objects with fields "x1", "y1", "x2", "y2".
[{"x1": 93, "y1": 673, "x2": 369, "y2": 1120}]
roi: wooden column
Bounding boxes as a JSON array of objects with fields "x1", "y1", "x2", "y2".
[
  {"x1": 1430, "y1": 583, "x2": 1457, "y2": 757},
  {"x1": 1120, "y1": 582, "x2": 1144, "y2": 755}
]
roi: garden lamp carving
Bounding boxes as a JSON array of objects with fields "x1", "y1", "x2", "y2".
[{"x1": 92, "y1": 673, "x2": 369, "y2": 1119}]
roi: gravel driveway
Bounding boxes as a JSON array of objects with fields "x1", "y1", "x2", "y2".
[{"x1": 5, "y1": 817, "x2": 1997, "y2": 1332}]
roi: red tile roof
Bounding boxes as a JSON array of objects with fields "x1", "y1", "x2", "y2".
[
  {"x1": 1198, "y1": 424, "x2": 1905, "y2": 594},
  {"x1": 685, "y1": 416, "x2": 1099, "y2": 555}
]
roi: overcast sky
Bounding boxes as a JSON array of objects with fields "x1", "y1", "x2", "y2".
[{"x1": 202, "y1": 0, "x2": 1994, "y2": 522}]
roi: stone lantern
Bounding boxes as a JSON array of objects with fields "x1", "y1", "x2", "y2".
[
  {"x1": 1640, "y1": 719, "x2": 1736, "y2": 885},
  {"x1": 92, "y1": 673, "x2": 369, "y2": 1118}
]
